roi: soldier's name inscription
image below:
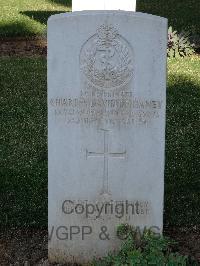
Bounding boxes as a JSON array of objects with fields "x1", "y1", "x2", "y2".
[{"x1": 49, "y1": 91, "x2": 163, "y2": 126}]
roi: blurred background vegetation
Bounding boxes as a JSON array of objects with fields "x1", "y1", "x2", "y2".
[{"x1": 0, "y1": 0, "x2": 199, "y2": 38}]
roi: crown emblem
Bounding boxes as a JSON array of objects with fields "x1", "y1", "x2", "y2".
[
  {"x1": 80, "y1": 23, "x2": 134, "y2": 89},
  {"x1": 96, "y1": 24, "x2": 118, "y2": 47}
]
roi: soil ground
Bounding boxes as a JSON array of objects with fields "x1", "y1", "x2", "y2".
[
  {"x1": 0, "y1": 227, "x2": 199, "y2": 265},
  {"x1": 0, "y1": 37, "x2": 47, "y2": 57}
]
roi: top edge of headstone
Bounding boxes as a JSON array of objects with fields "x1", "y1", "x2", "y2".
[{"x1": 48, "y1": 11, "x2": 167, "y2": 24}]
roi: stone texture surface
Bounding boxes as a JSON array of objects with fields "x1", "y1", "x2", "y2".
[
  {"x1": 48, "y1": 11, "x2": 167, "y2": 264},
  {"x1": 72, "y1": 0, "x2": 136, "y2": 12}
]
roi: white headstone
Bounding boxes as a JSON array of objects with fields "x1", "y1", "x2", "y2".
[
  {"x1": 48, "y1": 11, "x2": 167, "y2": 264},
  {"x1": 72, "y1": 0, "x2": 136, "y2": 11}
]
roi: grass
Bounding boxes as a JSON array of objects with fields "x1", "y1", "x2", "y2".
[
  {"x1": 0, "y1": 0, "x2": 70, "y2": 38},
  {"x1": 0, "y1": 56, "x2": 200, "y2": 228},
  {"x1": 0, "y1": 58, "x2": 47, "y2": 227},
  {"x1": 0, "y1": 0, "x2": 199, "y2": 38},
  {"x1": 165, "y1": 57, "x2": 200, "y2": 226}
]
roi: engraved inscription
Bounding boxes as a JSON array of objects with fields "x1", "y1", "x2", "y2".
[
  {"x1": 49, "y1": 24, "x2": 163, "y2": 127},
  {"x1": 86, "y1": 129, "x2": 126, "y2": 195},
  {"x1": 49, "y1": 91, "x2": 162, "y2": 126},
  {"x1": 80, "y1": 24, "x2": 134, "y2": 89}
]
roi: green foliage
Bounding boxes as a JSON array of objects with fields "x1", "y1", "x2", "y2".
[
  {"x1": 137, "y1": 0, "x2": 200, "y2": 44},
  {"x1": 93, "y1": 225, "x2": 192, "y2": 266},
  {"x1": 168, "y1": 26, "x2": 195, "y2": 58}
]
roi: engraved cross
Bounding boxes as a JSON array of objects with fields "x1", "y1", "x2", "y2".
[{"x1": 86, "y1": 129, "x2": 126, "y2": 194}]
